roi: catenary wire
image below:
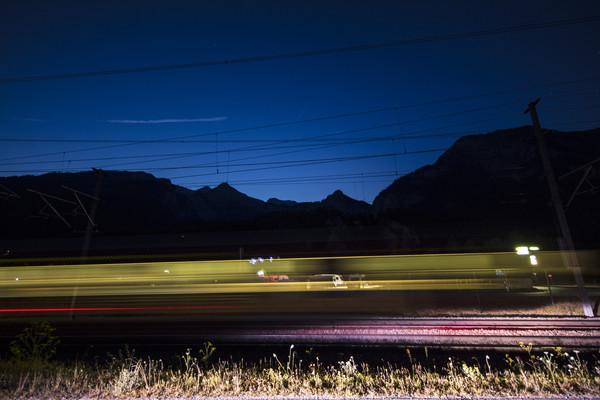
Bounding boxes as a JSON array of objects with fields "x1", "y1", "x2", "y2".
[
  {"x1": 1, "y1": 16, "x2": 598, "y2": 83},
  {"x1": 36, "y1": 97, "x2": 551, "y2": 171},
  {"x1": 2, "y1": 78, "x2": 598, "y2": 163}
]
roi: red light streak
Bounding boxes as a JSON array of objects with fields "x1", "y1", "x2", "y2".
[{"x1": 0, "y1": 305, "x2": 256, "y2": 312}]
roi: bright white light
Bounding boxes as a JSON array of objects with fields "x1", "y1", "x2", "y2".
[
  {"x1": 15, "y1": 278, "x2": 19, "y2": 281},
  {"x1": 516, "y1": 246, "x2": 529, "y2": 255},
  {"x1": 258, "y1": 257, "x2": 264, "y2": 263},
  {"x1": 530, "y1": 255, "x2": 538, "y2": 265},
  {"x1": 249, "y1": 258, "x2": 257, "y2": 265},
  {"x1": 529, "y1": 246, "x2": 540, "y2": 251},
  {"x1": 164, "y1": 270, "x2": 170, "y2": 273},
  {"x1": 257, "y1": 270, "x2": 265, "y2": 278}
]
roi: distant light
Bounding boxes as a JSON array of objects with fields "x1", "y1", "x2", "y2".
[
  {"x1": 529, "y1": 246, "x2": 540, "y2": 251},
  {"x1": 529, "y1": 255, "x2": 538, "y2": 265},
  {"x1": 15, "y1": 278, "x2": 19, "y2": 281},
  {"x1": 164, "y1": 270, "x2": 170, "y2": 273},
  {"x1": 257, "y1": 270, "x2": 265, "y2": 278},
  {"x1": 250, "y1": 256, "x2": 273, "y2": 264},
  {"x1": 516, "y1": 246, "x2": 529, "y2": 255}
]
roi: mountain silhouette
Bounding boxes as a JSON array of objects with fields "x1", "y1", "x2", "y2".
[
  {"x1": 1, "y1": 125, "x2": 598, "y2": 257},
  {"x1": 373, "y1": 126, "x2": 600, "y2": 250}
]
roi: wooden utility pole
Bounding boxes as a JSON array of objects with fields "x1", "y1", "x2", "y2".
[
  {"x1": 71, "y1": 168, "x2": 106, "y2": 318},
  {"x1": 525, "y1": 98, "x2": 594, "y2": 317},
  {"x1": 81, "y1": 168, "x2": 106, "y2": 260}
]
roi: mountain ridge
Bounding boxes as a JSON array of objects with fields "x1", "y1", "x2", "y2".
[{"x1": 1, "y1": 125, "x2": 599, "y2": 254}]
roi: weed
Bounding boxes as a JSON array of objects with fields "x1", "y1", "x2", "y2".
[
  {"x1": 199, "y1": 341, "x2": 215, "y2": 368},
  {"x1": 1, "y1": 337, "x2": 600, "y2": 398},
  {"x1": 9, "y1": 321, "x2": 60, "y2": 362}
]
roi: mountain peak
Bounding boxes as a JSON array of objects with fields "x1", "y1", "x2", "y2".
[
  {"x1": 196, "y1": 185, "x2": 211, "y2": 193},
  {"x1": 213, "y1": 182, "x2": 239, "y2": 193},
  {"x1": 326, "y1": 189, "x2": 346, "y2": 199},
  {"x1": 321, "y1": 190, "x2": 371, "y2": 215},
  {"x1": 373, "y1": 126, "x2": 600, "y2": 216}
]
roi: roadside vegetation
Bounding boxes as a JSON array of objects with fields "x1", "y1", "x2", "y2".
[{"x1": 1, "y1": 322, "x2": 599, "y2": 399}]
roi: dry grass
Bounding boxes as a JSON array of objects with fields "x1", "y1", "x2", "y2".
[
  {"x1": 1, "y1": 343, "x2": 599, "y2": 399},
  {"x1": 398, "y1": 299, "x2": 588, "y2": 317}
]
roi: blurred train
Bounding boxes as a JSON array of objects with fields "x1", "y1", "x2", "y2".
[{"x1": 2, "y1": 250, "x2": 599, "y2": 299}]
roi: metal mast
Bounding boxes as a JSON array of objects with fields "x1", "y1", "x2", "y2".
[{"x1": 525, "y1": 99, "x2": 593, "y2": 317}]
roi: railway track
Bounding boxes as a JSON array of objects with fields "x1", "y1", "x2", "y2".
[
  {"x1": 3, "y1": 316, "x2": 598, "y2": 353},
  {"x1": 240, "y1": 317, "x2": 600, "y2": 348}
]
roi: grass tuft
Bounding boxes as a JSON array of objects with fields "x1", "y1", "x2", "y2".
[
  {"x1": 4, "y1": 345, "x2": 599, "y2": 399},
  {"x1": 1, "y1": 323, "x2": 600, "y2": 398}
]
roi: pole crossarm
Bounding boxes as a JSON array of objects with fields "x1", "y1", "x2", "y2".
[
  {"x1": 564, "y1": 165, "x2": 594, "y2": 209},
  {"x1": 557, "y1": 157, "x2": 599, "y2": 209},
  {"x1": 0, "y1": 184, "x2": 20, "y2": 200},
  {"x1": 559, "y1": 156, "x2": 600, "y2": 179},
  {"x1": 27, "y1": 189, "x2": 76, "y2": 228},
  {"x1": 61, "y1": 185, "x2": 102, "y2": 226}
]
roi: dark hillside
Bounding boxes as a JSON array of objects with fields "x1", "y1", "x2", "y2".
[{"x1": 373, "y1": 126, "x2": 600, "y2": 250}]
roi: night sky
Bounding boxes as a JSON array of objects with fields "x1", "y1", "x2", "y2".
[{"x1": 1, "y1": 1, "x2": 599, "y2": 203}]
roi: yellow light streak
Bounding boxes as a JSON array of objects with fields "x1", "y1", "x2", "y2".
[{"x1": 1, "y1": 251, "x2": 597, "y2": 299}]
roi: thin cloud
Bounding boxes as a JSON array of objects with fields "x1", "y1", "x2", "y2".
[
  {"x1": 13, "y1": 117, "x2": 49, "y2": 122},
  {"x1": 107, "y1": 117, "x2": 227, "y2": 124}
]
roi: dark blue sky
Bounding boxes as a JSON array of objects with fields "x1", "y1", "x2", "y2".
[{"x1": 1, "y1": 1, "x2": 599, "y2": 203}]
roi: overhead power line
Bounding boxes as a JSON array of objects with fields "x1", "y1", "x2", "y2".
[
  {"x1": 165, "y1": 148, "x2": 449, "y2": 181},
  {"x1": 0, "y1": 97, "x2": 529, "y2": 145},
  {"x1": 181, "y1": 171, "x2": 404, "y2": 188},
  {"x1": 2, "y1": 78, "x2": 597, "y2": 164},
  {"x1": 0, "y1": 110, "x2": 594, "y2": 173},
  {"x1": 1, "y1": 16, "x2": 599, "y2": 84},
  {"x1": 0, "y1": 130, "x2": 480, "y2": 167},
  {"x1": 0, "y1": 148, "x2": 447, "y2": 176}
]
